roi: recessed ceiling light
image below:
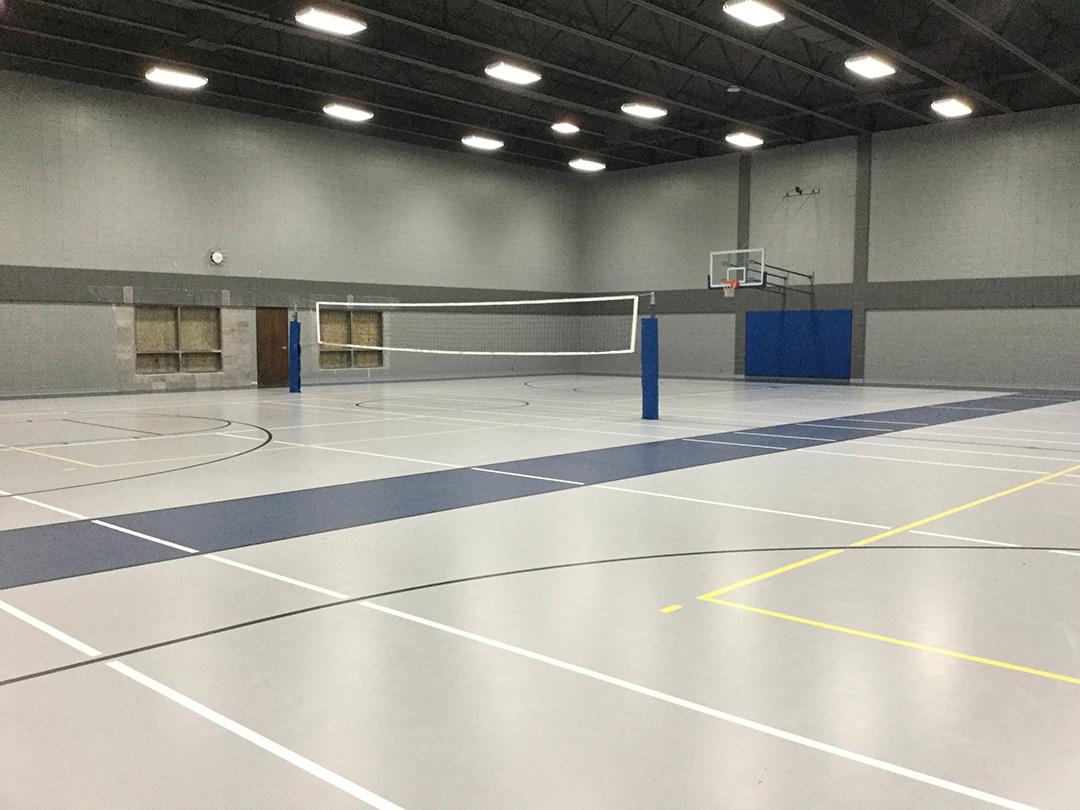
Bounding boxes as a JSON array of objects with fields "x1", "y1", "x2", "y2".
[
  {"x1": 462, "y1": 135, "x2": 504, "y2": 151},
  {"x1": 621, "y1": 102, "x2": 667, "y2": 119},
  {"x1": 323, "y1": 103, "x2": 373, "y2": 122},
  {"x1": 551, "y1": 121, "x2": 580, "y2": 135},
  {"x1": 295, "y1": 7, "x2": 367, "y2": 36},
  {"x1": 485, "y1": 61, "x2": 541, "y2": 86},
  {"x1": 722, "y1": 0, "x2": 785, "y2": 27},
  {"x1": 725, "y1": 131, "x2": 764, "y2": 148},
  {"x1": 727, "y1": 86, "x2": 743, "y2": 94},
  {"x1": 931, "y1": 98, "x2": 973, "y2": 118},
  {"x1": 145, "y1": 67, "x2": 208, "y2": 90},
  {"x1": 569, "y1": 158, "x2": 606, "y2": 172},
  {"x1": 845, "y1": 54, "x2": 896, "y2": 79}
]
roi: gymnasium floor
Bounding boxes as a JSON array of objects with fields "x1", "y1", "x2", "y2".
[{"x1": 1, "y1": 375, "x2": 1078, "y2": 810}]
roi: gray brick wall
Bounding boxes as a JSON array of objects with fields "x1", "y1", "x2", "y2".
[
  {"x1": 748, "y1": 137, "x2": 858, "y2": 286},
  {"x1": 869, "y1": 106, "x2": 1080, "y2": 282},
  {"x1": 0, "y1": 71, "x2": 580, "y2": 293}
]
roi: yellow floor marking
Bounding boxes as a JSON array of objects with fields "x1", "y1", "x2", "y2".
[
  {"x1": 12, "y1": 447, "x2": 99, "y2": 468},
  {"x1": 698, "y1": 461, "x2": 1080, "y2": 600},
  {"x1": 713, "y1": 599, "x2": 1080, "y2": 685},
  {"x1": 660, "y1": 604, "x2": 682, "y2": 613}
]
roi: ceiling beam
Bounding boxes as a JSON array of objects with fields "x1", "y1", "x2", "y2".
[
  {"x1": 920, "y1": 0, "x2": 1080, "y2": 98},
  {"x1": 142, "y1": 0, "x2": 716, "y2": 153},
  {"x1": 622, "y1": 0, "x2": 933, "y2": 124},
  {"x1": 17, "y1": 0, "x2": 677, "y2": 162},
  {"x1": 780, "y1": 0, "x2": 1013, "y2": 114},
  {"x1": 0, "y1": 22, "x2": 647, "y2": 170},
  {"x1": 348, "y1": 3, "x2": 807, "y2": 142},
  {"x1": 463, "y1": 0, "x2": 866, "y2": 135}
]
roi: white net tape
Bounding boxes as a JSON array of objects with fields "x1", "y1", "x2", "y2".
[{"x1": 316, "y1": 295, "x2": 641, "y2": 356}]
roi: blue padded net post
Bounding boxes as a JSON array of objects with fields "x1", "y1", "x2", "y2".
[
  {"x1": 289, "y1": 316, "x2": 301, "y2": 393},
  {"x1": 641, "y1": 294, "x2": 658, "y2": 420}
]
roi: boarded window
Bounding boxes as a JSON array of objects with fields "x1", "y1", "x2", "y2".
[
  {"x1": 319, "y1": 309, "x2": 383, "y2": 369},
  {"x1": 135, "y1": 307, "x2": 222, "y2": 374}
]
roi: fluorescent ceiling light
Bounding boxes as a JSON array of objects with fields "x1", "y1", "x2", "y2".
[
  {"x1": 323, "y1": 103, "x2": 373, "y2": 122},
  {"x1": 725, "y1": 131, "x2": 764, "y2": 148},
  {"x1": 621, "y1": 102, "x2": 667, "y2": 119},
  {"x1": 485, "y1": 61, "x2": 541, "y2": 86},
  {"x1": 722, "y1": 0, "x2": 785, "y2": 27},
  {"x1": 845, "y1": 54, "x2": 896, "y2": 79},
  {"x1": 551, "y1": 121, "x2": 580, "y2": 134},
  {"x1": 931, "y1": 98, "x2": 973, "y2": 118},
  {"x1": 569, "y1": 158, "x2": 606, "y2": 172},
  {"x1": 145, "y1": 67, "x2": 208, "y2": 89},
  {"x1": 295, "y1": 7, "x2": 366, "y2": 36},
  {"x1": 462, "y1": 135, "x2": 504, "y2": 151}
]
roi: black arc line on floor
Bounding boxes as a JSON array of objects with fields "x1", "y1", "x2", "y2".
[{"x1": 2, "y1": 544, "x2": 1078, "y2": 690}]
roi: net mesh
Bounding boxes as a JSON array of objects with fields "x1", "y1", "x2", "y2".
[{"x1": 316, "y1": 296, "x2": 640, "y2": 356}]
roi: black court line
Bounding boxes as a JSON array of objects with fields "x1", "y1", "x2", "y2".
[
  {"x1": 4, "y1": 544, "x2": 1079, "y2": 690},
  {"x1": 0, "y1": 392, "x2": 1075, "y2": 591}
]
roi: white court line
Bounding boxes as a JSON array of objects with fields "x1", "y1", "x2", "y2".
[
  {"x1": 272, "y1": 439, "x2": 461, "y2": 469},
  {"x1": 10, "y1": 496, "x2": 88, "y2": 520},
  {"x1": 362, "y1": 601, "x2": 1040, "y2": 810},
  {"x1": 204, "y1": 555, "x2": 350, "y2": 599},
  {"x1": 796, "y1": 448, "x2": 1049, "y2": 475},
  {"x1": 97, "y1": 452, "x2": 239, "y2": 468},
  {"x1": 902, "y1": 431, "x2": 1080, "y2": 448},
  {"x1": 681, "y1": 437, "x2": 786, "y2": 451},
  {"x1": 0, "y1": 599, "x2": 103, "y2": 657},
  {"x1": 595, "y1": 484, "x2": 890, "y2": 529},
  {"x1": 107, "y1": 662, "x2": 405, "y2": 809},
  {"x1": 735, "y1": 431, "x2": 836, "y2": 442},
  {"x1": 910, "y1": 530, "x2": 1018, "y2": 548},
  {"x1": 1047, "y1": 481, "x2": 1080, "y2": 488},
  {"x1": 911, "y1": 530, "x2": 1080, "y2": 558},
  {"x1": 216, "y1": 432, "x2": 267, "y2": 441},
  {"x1": 834, "y1": 418, "x2": 930, "y2": 427},
  {"x1": 91, "y1": 520, "x2": 199, "y2": 554},
  {"x1": 853, "y1": 440, "x2": 1080, "y2": 464},
  {"x1": 472, "y1": 468, "x2": 584, "y2": 486}
]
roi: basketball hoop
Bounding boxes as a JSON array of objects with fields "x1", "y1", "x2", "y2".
[{"x1": 720, "y1": 279, "x2": 739, "y2": 298}]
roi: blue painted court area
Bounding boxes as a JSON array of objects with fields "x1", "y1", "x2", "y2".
[{"x1": 0, "y1": 390, "x2": 1071, "y2": 591}]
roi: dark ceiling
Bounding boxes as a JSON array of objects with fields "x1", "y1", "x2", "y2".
[{"x1": 2, "y1": 0, "x2": 1078, "y2": 171}]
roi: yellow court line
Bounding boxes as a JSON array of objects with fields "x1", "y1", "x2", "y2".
[
  {"x1": 698, "y1": 461, "x2": 1080, "y2": 600},
  {"x1": 660, "y1": 604, "x2": 682, "y2": 613},
  {"x1": 11, "y1": 446, "x2": 99, "y2": 468},
  {"x1": 713, "y1": 599, "x2": 1080, "y2": 685}
]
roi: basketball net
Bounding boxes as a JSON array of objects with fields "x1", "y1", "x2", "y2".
[{"x1": 720, "y1": 279, "x2": 739, "y2": 298}]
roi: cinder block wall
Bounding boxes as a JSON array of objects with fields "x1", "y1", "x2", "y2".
[{"x1": 1, "y1": 67, "x2": 1079, "y2": 395}]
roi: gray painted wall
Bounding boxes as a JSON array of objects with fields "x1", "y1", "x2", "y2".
[
  {"x1": 865, "y1": 309, "x2": 1080, "y2": 389},
  {"x1": 2, "y1": 68, "x2": 1079, "y2": 395},
  {"x1": 0, "y1": 70, "x2": 581, "y2": 292},
  {"x1": 0, "y1": 304, "x2": 121, "y2": 395},
  {"x1": 749, "y1": 137, "x2": 858, "y2": 285},
  {"x1": 869, "y1": 106, "x2": 1080, "y2": 282},
  {"x1": 580, "y1": 155, "x2": 740, "y2": 292}
]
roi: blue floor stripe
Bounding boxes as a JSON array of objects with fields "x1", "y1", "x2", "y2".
[{"x1": 0, "y1": 391, "x2": 1074, "y2": 590}]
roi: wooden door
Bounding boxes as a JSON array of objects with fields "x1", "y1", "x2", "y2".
[{"x1": 256, "y1": 308, "x2": 290, "y2": 387}]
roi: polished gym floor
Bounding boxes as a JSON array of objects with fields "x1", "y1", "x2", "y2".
[{"x1": 1, "y1": 375, "x2": 1078, "y2": 809}]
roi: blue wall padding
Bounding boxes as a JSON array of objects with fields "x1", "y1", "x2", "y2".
[
  {"x1": 289, "y1": 319, "x2": 302, "y2": 392},
  {"x1": 641, "y1": 317, "x2": 659, "y2": 419},
  {"x1": 745, "y1": 309, "x2": 853, "y2": 379}
]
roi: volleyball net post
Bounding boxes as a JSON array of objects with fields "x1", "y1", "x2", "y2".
[{"x1": 641, "y1": 292, "x2": 658, "y2": 420}]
